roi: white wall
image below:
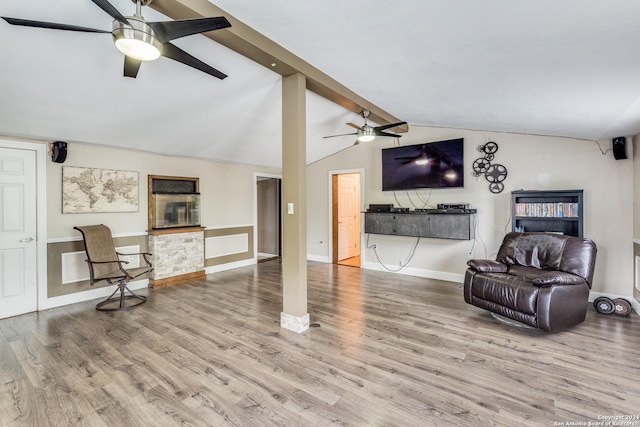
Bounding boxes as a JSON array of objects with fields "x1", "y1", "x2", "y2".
[
  {"x1": 307, "y1": 125, "x2": 634, "y2": 297},
  {"x1": 47, "y1": 142, "x2": 280, "y2": 239}
]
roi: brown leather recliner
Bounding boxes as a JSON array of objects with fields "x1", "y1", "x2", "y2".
[{"x1": 464, "y1": 232, "x2": 597, "y2": 332}]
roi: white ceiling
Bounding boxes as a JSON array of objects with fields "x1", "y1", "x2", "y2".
[{"x1": 2, "y1": 0, "x2": 640, "y2": 168}]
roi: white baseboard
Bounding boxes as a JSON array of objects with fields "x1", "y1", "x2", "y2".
[
  {"x1": 362, "y1": 261, "x2": 464, "y2": 283},
  {"x1": 307, "y1": 254, "x2": 331, "y2": 263},
  {"x1": 39, "y1": 279, "x2": 149, "y2": 311}
]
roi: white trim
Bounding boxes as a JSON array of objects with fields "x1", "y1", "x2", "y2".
[
  {"x1": 205, "y1": 224, "x2": 253, "y2": 230},
  {"x1": 61, "y1": 245, "x2": 140, "y2": 285},
  {"x1": 328, "y1": 169, "x2": 365, "y2": 265},
  {"x1": 61, "y1": 250, "x2": 89, "y2": 284},
  {"x1": 307, "y1": 254, "x2": 330, "y2": 263},
  {"x1": 39, "y1": 279, "x2": 148, "y2": 311},
  {"x1": 48, "y1": 230, "x2": 149, "y2": 244},
  {"x1": 205, "y1": 233, "x2": 249, "y2": 259},
  {"x1": 205, "y1": 258, "x2": 256, "y2": 274},
  {"x1": 363, "y1": 261, "x2": 465, "y2": 283},
  {"x1": 0, "y1": 138, "x2": 48, "y2": 314},
  {"x1": 636, "y1": 255, "x2": 640, "y2": 292}
]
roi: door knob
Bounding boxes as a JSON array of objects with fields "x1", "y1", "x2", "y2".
[{"x1": 20, "y1": 237, "x2": 34, "y2": 242}]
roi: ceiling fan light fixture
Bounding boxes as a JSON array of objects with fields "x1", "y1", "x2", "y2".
[
  {"x1": 112, "y1": 18, "x2": 162, "y2": 61},
  {"x1": 357, "y1": 126, "x2": 375, "y2": 143}
]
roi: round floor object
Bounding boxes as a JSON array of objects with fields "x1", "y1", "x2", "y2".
[
  {"x1": 612, "y1": 298, "x2": 632, "y2": 316},
  {"x1": 593, "y1": 296, "x2": 615, "y2": 314}
]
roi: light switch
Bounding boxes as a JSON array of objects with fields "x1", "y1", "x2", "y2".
[{"x1": 287, "y1": 203, "x2": 294, "y2": 215}]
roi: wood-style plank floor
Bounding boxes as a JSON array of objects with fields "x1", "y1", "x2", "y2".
[{"x1": 1, "y1": 260, "x2": 639, "y2": 426}]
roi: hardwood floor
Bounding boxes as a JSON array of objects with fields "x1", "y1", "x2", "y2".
[{"x1": 1, "y1": 260, "x2": 639, "y2": 426}]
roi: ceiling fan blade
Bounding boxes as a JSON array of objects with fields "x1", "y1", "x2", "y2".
[
  {"x1": 148, "y1": 17, "x2": 231, "y2": 43},
  {"x1": 161, "y1": 42, "x2": 227, "y2": 79},
  {"x1": 377, "y1": 131, "x2": 402, "y2": 138},
  {"x1": 1, "y1": 17, "x2": 109, "y2": 33},
  {"x1": 323, "y1": 132, "x2": 357, "y2": 139},
  {"x1": 90, "y1": 0, "x2": 129, "y2": 26},
  {"x1": 346, "y1": 122, "x2": 361, "y2": 130},
  {"x1": 124, "y1": 56, "x2": 142, "y2": 78},
  {"x1": 375, "y1": 121, "x2": 407, "y2": 132}
]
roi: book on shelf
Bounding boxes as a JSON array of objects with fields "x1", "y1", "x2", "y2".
[{"x1": 514, "y1": 202, "x2": 579, "y2": 218}]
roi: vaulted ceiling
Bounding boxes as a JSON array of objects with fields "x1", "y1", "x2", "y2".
[{"x1": 2, "y1": 0, "x2": 640, "y2": 168}]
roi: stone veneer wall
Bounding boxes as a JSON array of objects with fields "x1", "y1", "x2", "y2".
[{"x1": 149, "y1": 230, "x2": 204, "y2": 280}]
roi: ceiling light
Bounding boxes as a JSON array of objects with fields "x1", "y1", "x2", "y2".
[
  {"x1": 112, "y1": 17, "x2": 162, "y2": 61},
  {"x1": 357, "y1": 125, "x2": 375, "y2": 143}
]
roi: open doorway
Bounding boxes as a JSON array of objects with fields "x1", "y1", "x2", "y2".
[
  {"x1": 332, "y1": 172, "x2": 362, "y2": 267},
  {"x1": 256, "y1": 176, "x2": 281, "y2": 262}
]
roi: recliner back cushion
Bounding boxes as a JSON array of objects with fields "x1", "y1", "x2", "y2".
[
  {"x1": 496, "y1": 232, "x2": 597, "y2": 286},
  {"x1": 497, "y1": 232, "x2": 566, "y2": 270}
]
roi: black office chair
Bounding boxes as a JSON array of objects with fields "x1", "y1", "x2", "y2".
[{"x1": 75, "y1": 224, "x2": 153, "y2": 311}]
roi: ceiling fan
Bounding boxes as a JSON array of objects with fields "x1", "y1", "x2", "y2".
[
  {"x1": 324, "y1": 109, "x2": 407, "y2": 145},
  {"x1": 1, "y1": 0, "x2": 231, "y2": 79}
]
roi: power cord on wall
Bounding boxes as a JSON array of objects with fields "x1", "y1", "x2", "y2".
[
  {"x1": 393, "y1": 192, "x2": 403, "y2": 208},
  {"x1": 415, "y1": 190, "x2": 434, "y2": 208},
  {"x1": 467, "y1": 213, "x2": 488, "y2": 259},
  {"x1": 366, "y1": 233, "x2": 420, "y2": 272},
  {"x1": 393, "y1": 190, "x2": 434, "y2": 209},
  {"x1": 592, "y1": 139, "x2": 613, "y2": 156}
]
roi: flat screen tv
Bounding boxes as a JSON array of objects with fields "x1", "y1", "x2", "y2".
[{"x1": 381, "y1": 138, "x2": 464, "y2": 191}]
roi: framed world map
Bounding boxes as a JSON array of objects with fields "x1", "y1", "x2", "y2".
[{"x1": 62, "y1": 166, "x2": 139, "y2": 213}]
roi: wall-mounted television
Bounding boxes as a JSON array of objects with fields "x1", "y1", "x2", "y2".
[{"x1": 382, "y1": 138, "x2": 464, "y2": 191}]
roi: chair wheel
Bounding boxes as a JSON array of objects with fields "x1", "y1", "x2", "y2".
[{"x1": 593, "y1": 296, "x2": 615, "y2": 314}]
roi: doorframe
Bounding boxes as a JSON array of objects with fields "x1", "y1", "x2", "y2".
[
  {"x1": 328, "y1": 168, "x2": 365, "y2": 264},
  {"x1": 0, "y1": 137, "x2": 47, "y2": 312},
  {"x1": 253, "y1": 172, "x2": 283, "y2": 262}
]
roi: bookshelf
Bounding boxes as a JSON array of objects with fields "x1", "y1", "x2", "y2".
[{"x1": 511, "y1": 190, "x2": 584, "y2": 237}]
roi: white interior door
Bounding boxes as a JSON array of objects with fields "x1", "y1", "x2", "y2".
[
  {"x1": 338, "y1": 174, "x2": 360, "y2": 260},
  {"x1": 0, "y1": 147, "x2": 37, "y2": 318}
]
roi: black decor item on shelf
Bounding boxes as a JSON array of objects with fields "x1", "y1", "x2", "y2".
[{"x1": 472, "y1": 141, "x2": 508, "y2": 193}]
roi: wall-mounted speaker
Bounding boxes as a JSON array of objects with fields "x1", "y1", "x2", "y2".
[
  {"x1": 51, "y1": 141, "x2": 67, "y2": 163},
  {"x1": 612, "y1": 136, "x2": 627, "y2": 160}
]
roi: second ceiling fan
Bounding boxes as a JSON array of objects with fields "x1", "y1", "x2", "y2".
[
  {"x1": 324, "y1": 110, "x2": 407, "y2": 145},
  {"x1": 1, "y1": 0, "x2": 231, "y2": 79}
]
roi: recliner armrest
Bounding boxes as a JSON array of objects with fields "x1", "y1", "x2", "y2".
[
  {"x1": 467, "y1": 259, "x2": 508, "y2": 273},
  {"x1": 532, "y1": 271, "x2": 585, "y2": 286}
]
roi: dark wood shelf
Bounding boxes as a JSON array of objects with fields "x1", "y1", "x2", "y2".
[
  {"x1": 365, "y1": 212, "x2": 475, "y2": 240},
  {"x1": 512, "y1": 190, "x2": 584, "y2": 237}
]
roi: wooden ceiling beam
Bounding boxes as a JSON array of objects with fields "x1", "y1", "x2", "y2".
[{"x1": 149, "y1": 0, "x2": 407, "y2": 130}]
